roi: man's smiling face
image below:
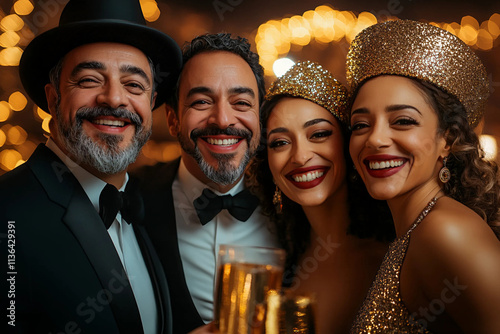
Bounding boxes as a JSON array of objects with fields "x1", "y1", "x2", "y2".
[
  {"x1": 45, "y1": 42, "x2": 155, "y2": 174},
  {"x1": 170, "y1": 51, "x2": 260, "y2": 188}
]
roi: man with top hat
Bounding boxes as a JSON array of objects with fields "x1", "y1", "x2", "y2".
[{"x1": 0, "y1": 0, "x2": 181, "y2": 333}]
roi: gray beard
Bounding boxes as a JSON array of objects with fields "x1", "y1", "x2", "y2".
[
  {"x1": 177, "y1": 132, "x2": 254, "y2": 186},
  {"x1": 57, "y1": 106, "x2": 152, "y2": 175}
]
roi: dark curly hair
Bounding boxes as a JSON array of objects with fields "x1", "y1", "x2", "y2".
[
  {"x1": 246, "y1": 95, "x2": 395, "y2": 273},
  {"x1": 169, "y1": 32, "x2": 265, "y2": 112},
  {"x1": 412, "y1": 79, "x2": 500, "y2": 238}
]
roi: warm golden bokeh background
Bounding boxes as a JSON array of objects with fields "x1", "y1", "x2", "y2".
[{"x1": 1, "y1": 0, "x2": 499, "y2": 173}]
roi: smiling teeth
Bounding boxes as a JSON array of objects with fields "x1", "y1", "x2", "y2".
[
  {"x1": 369, "y1": 160, "x2": 404, "y2": 170},
  {"x1": 93, "y1": 119, "x2": 125, "y2": 127},
  {"x1": 206, "y1": 138, "x2": 239, "y2": 146},
  {"x1": 293, "y1": 171, "x2": 324, "y2": 182}
]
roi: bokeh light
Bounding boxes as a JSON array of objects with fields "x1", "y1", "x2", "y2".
[
  {"x1": 0, "y1": 149, "x2": 23, "y2": 171},
  {"x1": 42, "y1": 116, "x2": 52, "y2": 133},
  {"x1": 489, "y1": 13, "x2": 500, "y2": 38},
  {"x1": 0, "y1": 102, "x2": 12, "y2": 122},
  {"x1": 256, "y1": 5, "x2": 380, "y2": 75},
  {"x1": 16, "y1": 140, "x2": 37, "y2": 160},
  {"x1": 8, "y1": 91, "x2": 28, "y2": 111},
  {"x1": 0, "y1": 31, "x2": 20, "y2": 48},
  {"x1": 0, "y1": 14, "x2": 24, "y2": 31},
  {"x1": 34, "y1": 106, "x2": 51, "y2": 121},
  {"x1": 0, "y1": 130, "x2": 6, "y2": 147},
  {"x1": 256, "y1": 7, "x2": 500, "y2": 76},
  {"x1": 273, "y1": 58, "x2": 295, "y2": 77},
  {"x1": 479, "y1": 135, "x2": 498, "y2": 161},
  {"x1": 140, "y1": 0, "x2": 161, "y2": 22},
  {"x1": 142, "y1": 140, "x2": 181, "y2": 162},
  {"x1": 6, "y1": 126, "x2": 28, "y2": 146},
  {"x1": 13, "y1": 0, "x2": 34, "y2": 16},
  {"x1": 0, "y1": 47, "x2": 23, "y2": 66}
]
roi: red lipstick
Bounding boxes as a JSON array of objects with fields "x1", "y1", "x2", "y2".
[
  {"x1": 285, "y1": 166, "x2": 329, "y2": 189},
  {"x1": 363, "y1": 155, "x2": 407, "y2": 178}
]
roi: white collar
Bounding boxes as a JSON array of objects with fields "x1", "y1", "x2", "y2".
[
  {"x1": 46, "y1": 138, "x2": 128, "y2": 212},
  {"x1": 177, "y1": 158, "x2": 245, "y2": 204}
]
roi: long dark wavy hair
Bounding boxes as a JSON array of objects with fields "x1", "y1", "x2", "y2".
[
  {"x1": 412, "y1": 79, "x2": 500, "y2": 238},
  {"x1": 246, "y1": 95, "x2": 395, "y2": 274}
]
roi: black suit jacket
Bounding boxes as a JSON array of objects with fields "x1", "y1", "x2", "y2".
[
  {"x1": 0, "y1": 144, "x2": 172, "y2": 334},
  {"x1": 135, "y1": 159, "x2": 205, "y2": 333}
]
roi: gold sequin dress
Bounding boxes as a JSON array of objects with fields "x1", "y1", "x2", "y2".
[{"x1": 350, "y1": 197, "x2": 438, "y2": 333}]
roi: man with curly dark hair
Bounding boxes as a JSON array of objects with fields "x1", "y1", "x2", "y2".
[{"x1": 136, "y1": 33, "x2": 279, "y2": 333}]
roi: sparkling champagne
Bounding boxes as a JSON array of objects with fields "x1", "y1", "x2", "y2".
[
  {"x1": 266, "y1": 290, "x2": 316, "y2": 334},
  {"x1": 214, "y1": 262, "x2": 283, "y2": 334}
]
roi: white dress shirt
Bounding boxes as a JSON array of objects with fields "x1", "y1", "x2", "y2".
[
  {"x1": 46, "y1": 139, "x2": 158, "y2": 334},
  {"x1": 173, "y1": 159, "x2": 279, "y2": 323}
]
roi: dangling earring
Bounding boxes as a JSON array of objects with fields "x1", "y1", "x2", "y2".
[
  {"x1": 273, "y1": 186, "x2": 283, "y2": 214},
  {"x1": 439, "y1": 156, "x2": 451, "y2": 183}
]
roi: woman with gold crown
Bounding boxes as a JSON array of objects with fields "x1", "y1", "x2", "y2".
[
  {"x1": 247, "y1": 61, "x2": 395, "y2": 333},
  {"x1": 347, "y1": 20, "x2": 500, "y2": 333}
]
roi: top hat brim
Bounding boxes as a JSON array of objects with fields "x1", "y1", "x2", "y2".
[{"x1": 19, "y1": 19, "x2": 182, "y2": 112}]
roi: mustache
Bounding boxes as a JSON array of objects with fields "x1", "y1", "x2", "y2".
[
  {"x1": 75, "y1": 106, "x2": 142, "y2": 128},
  {"x1": 190, "y1": 126, "x2": 253, "y2": 144}
]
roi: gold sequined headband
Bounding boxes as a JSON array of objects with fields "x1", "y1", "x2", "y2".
[
  {"x1": 266, "y1": 60, "x2": 349, "y2": 125},
  {"x1": 346, "y1": 19, "x2": 489, "y2": 128}
]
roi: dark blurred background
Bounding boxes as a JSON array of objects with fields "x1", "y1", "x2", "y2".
[{"x1": 1, "y1": 0, "x2": 499, "y2": 173}]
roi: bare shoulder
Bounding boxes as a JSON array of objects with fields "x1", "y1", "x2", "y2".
[
  {"x1": 404, "y1": 197, "x2": 500, "y2": 331},
  {"x1": 406, "y1": 196, "x2": 500, "y2": 292},
  {"x1": 410, "y1": 196, "x2": 499, "y2": 257}
]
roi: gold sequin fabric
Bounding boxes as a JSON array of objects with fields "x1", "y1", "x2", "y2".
[
  {"x1": 346, "y1": 19, "x2": 489, "y2": 128},
  {"x1": 266, "y1": 60, "x2": 349, "y2": 125},
  {"x1": 350, "y1": 197, "x2": 438, "y2": 334}
]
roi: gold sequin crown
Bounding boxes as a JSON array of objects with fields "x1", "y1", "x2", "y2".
[
  {"x1": 346, "y1": 19, "x2": 489, "y2": 128},
  {"x1": 266, "y1": 60, "x2": 349, "y2": 125}
]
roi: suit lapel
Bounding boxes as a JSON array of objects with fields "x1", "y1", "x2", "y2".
[
  {"x1": 29, "y1": 145, "x2": 144, "y2": 334},
  {"x1": 134, "y1": 224, "x2": 172, "y2": 334},
  {"x1": 141, "y1": 159, "x2": 204, "y2": 330},
  {"x1": 64, "y1": 196, "x2": 143, "y2": 334}
]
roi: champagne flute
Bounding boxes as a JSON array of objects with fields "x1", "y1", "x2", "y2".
[
  {"x1": 214, "y1": 245, "x2": 286, "y2": 334},
  {"x1": 266, "y1": 289, "x2": 316, "y2": 334}
]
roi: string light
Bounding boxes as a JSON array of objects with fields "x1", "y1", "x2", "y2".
[{"x1": 256, "y1": 6, "x2": 500, "y2": 79}]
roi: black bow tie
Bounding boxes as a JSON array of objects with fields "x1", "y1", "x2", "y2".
[
  {"x1": 99, "y1": 181, "x2": 145, "y2": 229},
  {"x1": 193, "y1": 188, "x2": 260, "y2": 225}
]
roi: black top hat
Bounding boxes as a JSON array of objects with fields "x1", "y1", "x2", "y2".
[{"x1": 19, "y1": 0, "x2": 182, "y2": 111}]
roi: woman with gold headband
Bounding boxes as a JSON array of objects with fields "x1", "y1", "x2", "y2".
[
  {"x1": 347, "y1": 20, "x2": 500, "y2": 333},
  {"x1": 247, "y1": 61, "x2": 394, "y2": 333}
]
